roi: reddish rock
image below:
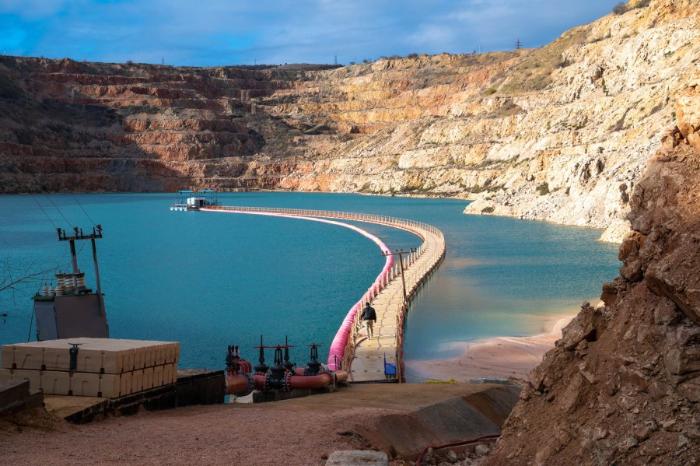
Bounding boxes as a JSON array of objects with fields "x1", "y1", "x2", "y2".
[{"x1": 485, "y1": 97, "x2": 700, "y2": 465}]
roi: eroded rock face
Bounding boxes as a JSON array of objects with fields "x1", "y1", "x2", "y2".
[
  {"x1": 0, "y1": 0, "x2": 698, "y2": 242},
  {"x1": 484, "y1": 86, "x2": 700, "y2": 465},
  {"x1": 258, "y1": 0, "x2": 699, "y2": 243},
  {"x1": 0, "y1": 59, "x2": 328, "y2": 192}
]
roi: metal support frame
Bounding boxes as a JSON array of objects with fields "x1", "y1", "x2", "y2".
[
  {"x1": 57, "y1": 225, "x2": 104, "y2": 311},
  {"x1": 382, "y1": 248, "x2": 417, "y2": 304}
]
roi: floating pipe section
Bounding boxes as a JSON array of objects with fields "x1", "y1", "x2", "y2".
[{"x1": 200, "y1": 206, "x2": 446, "y2": 382}]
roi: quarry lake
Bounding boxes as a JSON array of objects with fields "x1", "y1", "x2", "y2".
[{"x1": 0, "y1": 192, "x2": 619, "y2": 377}]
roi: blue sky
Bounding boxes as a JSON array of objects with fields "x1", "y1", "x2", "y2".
[{"x1": 0, "y1": 0, "x2": 622, "y2": 66}]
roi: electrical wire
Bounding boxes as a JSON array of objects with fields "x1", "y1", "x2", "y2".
[
  {"x1": 28, "y1": 196, "x2": 77, "y2": 269},
  {"x1": 42, "y1": 194, "x2": 72, "y2": 227},
  {"x1": 3, "y1": 195, "x2": 75, "y2": 341},
  {"x1": 37, "y1": 195, "x2": 89, "y2": 271},
  {"x1": 29, "y1": 194, "x2": 58, "y2": 229},
  {"x1": 72, "y1": 196, "x2": 96, "y2": 225}
]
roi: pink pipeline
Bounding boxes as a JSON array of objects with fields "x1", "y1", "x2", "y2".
[{"x1": 200, "y1": 208, "x2": 394, "y2": 370}]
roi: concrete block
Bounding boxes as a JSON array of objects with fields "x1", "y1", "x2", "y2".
[
  {"x1": 132, "y1": 346, "x2": 146, "y2": 370},
  {"x1": 143, "y1": 346, "x2": 155, "y2": 368},
  {"x1": 71, "y1": 372, "x2": 100, "y2": 397},
  {"x1": 160, "y1": 344, "x2": 170, "y2": 365},
  {"x1": 120, "y1": 370, "x2": 132, "y2": 396},
  {"x1": 161, "y1": 364, "x2": 172, "y2": 385},
  {"x1": 0, "y1": 368, "x2": 11, "y2": 383},
  {"x1": 142, "y1": 367, "x2": 153, "y2": 391},
  {"x1": 132, "y1": 369, "x2": 143, "y2": 393},
  {"x1": 99, "y1": 374, "x2": 122, "y2": 398},
  {"x1": 3, "y1": 345, "x2": 43, "y2": 370},
  {"x1": 326, "y1": 450, "x2": 388, "y2": 466},
  {"x1": 13, "y1": 369, "x2": 42, "y2": 392},
  {"x1": 153, "y1": 365, "x2": 163, "y2": 387},
  {"x1": 42, "y1": 347, "x2": 70, "y2": 371},
  {"x1": 151, "y1": 344, "x2": 165, "y2": 366},
  {"x1": 1, "y1": 346, "x2": 14, "y2": 369},
  {"x1": 41, "y1": 371, "x2": 70, "y2": 395},
  {"x1": 160, "y1": 343, "x2": 179, "y2": 365},
  {"x1": 2, "y1": 338, "x2": 179, "y2": 374},
  {"x1": 166, "y1": 344, "x2": 180, "y2": 364}
]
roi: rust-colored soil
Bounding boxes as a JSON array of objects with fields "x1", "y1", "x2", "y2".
[{"x1": 0, "y1": 383, "x2": 499, "y2": 465}]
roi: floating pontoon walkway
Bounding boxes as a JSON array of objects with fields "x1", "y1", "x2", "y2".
[{"x1": 200, "y1": 206, "x2": 446, "y2": 382}]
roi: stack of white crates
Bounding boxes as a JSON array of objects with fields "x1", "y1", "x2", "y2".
[{"x1": 0, "y1": 338, "x2": 179, "y2": 399}]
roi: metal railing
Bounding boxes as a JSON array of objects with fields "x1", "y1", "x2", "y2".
[{"x1": 203, "y1": 205, "x2": 446, "y2": 381}]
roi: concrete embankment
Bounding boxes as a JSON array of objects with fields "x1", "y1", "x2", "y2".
[{"x1": 0, "y1": 382, "x2": 518, "y2": 465}]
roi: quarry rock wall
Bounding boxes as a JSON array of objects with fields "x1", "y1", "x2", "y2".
[{"x1": 0, "y1": 0, "x2": 698, "y2": 242}]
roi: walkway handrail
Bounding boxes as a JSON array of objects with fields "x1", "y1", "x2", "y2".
[{"x1": 201, "y1": 205, "x2": 446, "y2": 380}]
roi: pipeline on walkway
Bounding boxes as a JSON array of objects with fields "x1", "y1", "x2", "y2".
[{"x1": 200, "y1": 206, "x2": 446, "y2": 382}]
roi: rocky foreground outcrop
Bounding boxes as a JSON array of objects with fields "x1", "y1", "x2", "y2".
[
  {"x1": 485, "y1": 85, "x2": 700, "y2": 465},
  {"x1": 0, "y1": 0, "x2": 698, "y2": 241}
]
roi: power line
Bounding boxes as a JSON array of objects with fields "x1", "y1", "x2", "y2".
[
  {"x1": 72, "y1": 196, "x2": 96, "y2": 225},
  {"x1": 42, "y1": 194, "x2": 72, "y2": 227},
  {"x1": 27, "y1": 194, "x2": 76, "y2": 267},
  {"x1": 29, "y1": 195, "x2": 58, "y2": 229}
]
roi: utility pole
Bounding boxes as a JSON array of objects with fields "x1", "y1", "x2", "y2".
[
  {"x1": 57, "y1": 225, "x2": 104, "y2": 304},
  {"x1": 515, "y1": 38, "x2": 523, "y2": 50},
  {"x1": 383, "y1": 248, "x2": 417, "y2": 304},
  {"x1": 334, "y1": 54, "x2": 338, "y2": 65}
]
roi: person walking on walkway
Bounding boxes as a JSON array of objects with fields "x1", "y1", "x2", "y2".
[{"x1": 361, "y1": 302, "x2": 377, "y2": 339}]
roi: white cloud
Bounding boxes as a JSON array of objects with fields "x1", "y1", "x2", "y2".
[
  {"x1": 0, "y1": 0, "x2": 70, "y2": 19},
  {"x1": 0, "y1": 0, "x2": 624, "y2": 65}
]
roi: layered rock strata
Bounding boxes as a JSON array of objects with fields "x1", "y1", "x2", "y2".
[
  {"x1": 0, "y1": 0, "x2": 698, "y2": 242},
  {"x1": 485, "y1": 84, "x2": 700, "y2": 465}
]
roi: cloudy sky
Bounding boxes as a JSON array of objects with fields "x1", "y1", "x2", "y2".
[{"x1": 0, "y1": 0, "x2": 621, "y2": 66}]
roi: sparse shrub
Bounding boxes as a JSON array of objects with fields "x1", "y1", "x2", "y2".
[
  {"x1": 481, "y1": 206, "x2": 495, "y2": 214},
  {"x1": 407, "y1": 53, "x2": 419, "y2": 59},
  {"x1": 557, "y1": 58, "x2": 572, "y2": 68},
  {"x1": 484, "y1": 87, "x2": 498, "y2": 96},
  {"x1": 613, "y1": 2, "x2": 628, "y2": 14},
  {"x1": 487, "y1": 99, "x2": 522, "y2": 119},
  {"x1": 536, "y1": 182, "x2": 550, "y2": 195},
  {"x1": 637, "y1": 0, "x2": 651, "y2": 7}
]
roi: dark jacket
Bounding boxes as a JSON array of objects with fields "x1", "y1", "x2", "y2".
[{"x1": 361, "y1": 305, "x2": 377, "y2": 321}]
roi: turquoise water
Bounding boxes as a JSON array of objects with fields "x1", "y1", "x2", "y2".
[{"x1": 0, "y1": 193, "x2": 619, "y2": 372}]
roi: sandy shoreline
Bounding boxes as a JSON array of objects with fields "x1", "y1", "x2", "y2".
[{"x1": 407, "y1": 314, "x2": 576, "y2": 382}]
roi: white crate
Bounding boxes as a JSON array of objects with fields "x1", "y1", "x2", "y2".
[{"x1": 1, "y1": 338, "x2": 179, "y2": 374}]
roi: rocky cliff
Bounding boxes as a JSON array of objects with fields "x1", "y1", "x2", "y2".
[
  {"x1": 485, "y1": 84, "x2": 700, "y2": 465},
  {"x1": 0, "y1": 59, "x2": 335, "y2": 192},
  {"x1": 0, "y1": 0, "x2": 698, "y2": 241}
]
